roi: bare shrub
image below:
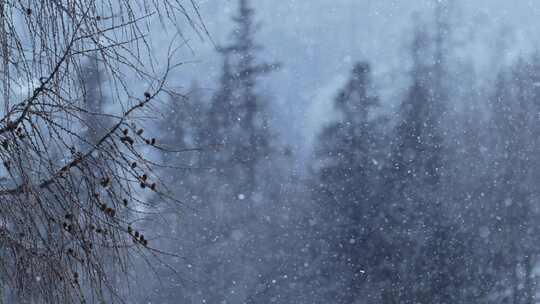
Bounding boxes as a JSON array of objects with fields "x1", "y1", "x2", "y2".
[{"x1": 0, "y1": 0, "x2": 204, "y2": 302}]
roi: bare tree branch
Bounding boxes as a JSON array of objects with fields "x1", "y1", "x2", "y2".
[{"x1": 0, "y1": 0, "x2": 205, "y2": 302}]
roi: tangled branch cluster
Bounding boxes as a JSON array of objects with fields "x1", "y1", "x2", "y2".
[{"x1": 0, "y1": 0, "x2": 204, "y2": 302}]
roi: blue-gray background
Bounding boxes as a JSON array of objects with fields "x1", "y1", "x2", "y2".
[{"x1": 168, "y1": 0, "x2": 540, "y2": 155}]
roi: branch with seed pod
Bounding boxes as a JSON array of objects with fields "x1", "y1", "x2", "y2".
[{"x1": 0, "y1": 0, "x2": 206, "y2": 302}]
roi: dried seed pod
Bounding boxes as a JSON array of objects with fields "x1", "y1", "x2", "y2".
[
  {"x1": 139, "y1": 235, "x2": 147, "y2": 246},
  {"x1": 120, "y1": 136, "x2": 134, "y2": 145},
  {"x1": 136, "y1": 129, "x2": 144, "y2": 135},
  {"x1": 144, "y1": 92, "x2": 151, "y2": 99},
  {"x1": 100, "y1": 176, "x2": 110, "y2": 187},
  {"x1": 64, "y1": 224, "x2": 72, "y2": 232},
  {"x1": 131, "y1": 162, "x2": 137, "y2": 169}
]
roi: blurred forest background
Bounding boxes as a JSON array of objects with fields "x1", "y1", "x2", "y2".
[{"x1": 64, "y1": 0, "x2": 540, "y2": 303}]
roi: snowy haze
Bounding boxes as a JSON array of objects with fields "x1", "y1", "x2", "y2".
[
  {"x1": 104, "y1": 1, "x2": 540, "y2": 302},
  {"x1": 12, "y1": 0, "x2": 540, "y2": 302},
  {"x1": 173, "y1": 0, "x2": 540, "y2": 153}
]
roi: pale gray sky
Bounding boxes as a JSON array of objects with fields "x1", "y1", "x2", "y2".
[{"x1": 160, "y1": 0, "x2": 540, "y2": 154}]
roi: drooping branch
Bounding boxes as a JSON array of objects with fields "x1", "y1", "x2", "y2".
[{"x1": 0, "y1": 0, "x2": 205, "y2": 302}]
